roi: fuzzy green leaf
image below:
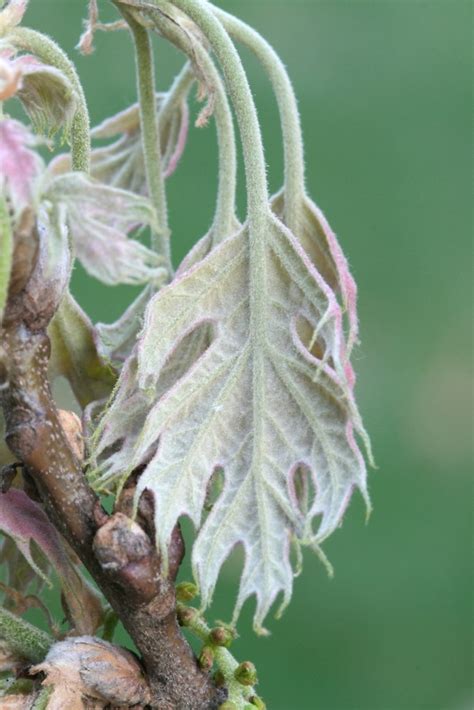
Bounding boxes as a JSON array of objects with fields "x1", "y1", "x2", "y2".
[
  {"x1": 48, "y1": 291, "x2": 116, "y2": 408},
  {"x1": 50, "y1": 92, "x2": 189, "y2": 193},
  {"x1": 93, "y1": 209, "x2": 371, "y2": 631},
  {"x1": 45, "y1": 173, "x2": 168, "y2": 286}
]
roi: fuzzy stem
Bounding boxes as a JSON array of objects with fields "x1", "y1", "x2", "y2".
[
  {"x1": 158, "y1": 7, "x2": 270, "y2": 596},
  {"x1": 0, "y1": 321, "x2": 219, "y2": 708},
  {"x1": 162, "y1": 0, "x2": 268, "y2": 221},
  {"x1": 151, "y1": 3, "x2": 237, "y2": 240},
  {"x1": 161, "y1": 5, "x2": 270, "y2": 539},
  {"x1": 9, "y1": 27, "x2": 90, "y2": 172},
  {"x1": 214, "y1": 5, "x2": 306, "y2": 226},
  {"x1": 117, "y1": 8, "x2": 171, "y2": 268},
  {"x1": 0, "y1": 607, "x2": 52, "y2": 664}
]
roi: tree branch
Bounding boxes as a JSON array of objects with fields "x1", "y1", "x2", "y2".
[{"x1": 0, "y1": 248, "x2": 221, "y2": 708}]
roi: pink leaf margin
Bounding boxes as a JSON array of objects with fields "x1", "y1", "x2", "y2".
[
  {"x1": 0, "y1": 488, "x2": 70, "y2": 585},
  {"x1": 0, "y1": 0, "x2": 29, "y2": 32}
]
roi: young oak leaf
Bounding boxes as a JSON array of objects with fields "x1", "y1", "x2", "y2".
[
  {"x1": 50, "y1": 93, "x2": 189, "y2": 194},
  {"x1": 48, "y1": 291, "x2": 116, "y2": 408},
  {"x1": 0, "y1": 0, "x2": 29, "y2": 34},
  {"x1": 0, "y1": 489, "x2": 103, "y2": 635},
  {"x1": 89, "y1": 322, "x2": 214, "y2": 492},
  {"x1": 0, "y1": 48, "x2": 78, "y2": 139},
  {"x1": 0, "y1": 118, "x2": 43, "y2": 216},
  {"x1": 93, "y1": 285, "x2": 152, "y2": 368},
  {"x1": 13, "y1": 55, "x2": 78, "y2": 139},
  {"x1": 89, "y1": 81, "x2": 238, "y2": 369},
  {"x1": 44, "y1": 173, "x2": 168, "y2": 286},
  {"x1": 93, "y1": 209, "x2": 371, "y2": 631},
  {"x1": 0, "y1": 488, "x2": 75, "y2": 586},
  {"x1": 272, "y1": 189, "x2": 360, "y2": 357}
]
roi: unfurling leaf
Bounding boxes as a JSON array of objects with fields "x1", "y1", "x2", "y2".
[
  {"x1": 31, "y1": 636, "x2": 151, "y2": 708},
  {"x1": 50, "y1": 92, "x2": 189, "y2": 193},
  {"x1": 92, "y1": 210, "x2": 239, "y2": 372},
  {"x1": 0, "y1": 489, "x2": 63, "y2": 585},
  {"x1": 0, "y1": 536, "x2": 39, "y2": 599},
  {"x1": 0, "y1": 0, "x2": 29, "y2": 34},
  {"x1": 13, "y1": 55, "x2": 77, "y2": 139},
  {"x1": 94, "y1": 285, "x2": 152, "y2": 368},
  {"x1": 0, "y1": 49, "x2": 78, "y2": 138},
  {"x1": 45, "y1": 173, "x2": 168, "y2": 286},
  {"x1": 0, "y1": 119, "x2": 42, "y2": 216},
  {"x1": 3, "y1": 203, "x2": 71, "y2": 331},
  {"x1": 48, "y1": 291, "x2": 116, "y2": 407},
  {"x1": 0, "y1": 490, "x2": 103, "y2": 635},
  {"x1": 93, "y1": 209, "x2": 371, "y2": 631}
]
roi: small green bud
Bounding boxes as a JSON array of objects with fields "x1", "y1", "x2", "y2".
[
  {"x1": 209, "y1": 626, "x2": 235, "y2": 648},
  {"x1": 234, "y1": 661, "x2": 258, "y2": 687},
  {"x1": 176, "y1": 581, "x2": 199, "y2": 602},
  {"x1": 176, "y1": 604, "x2": 197, "y2": 627},
  {"x1": 218, "y1": 703, "x2": 237, "y2": 710},
  {"x1": 249, "y1": 696, "x2": 266, "y2": 710},
  {"x1": 199, "y1": 644, "x2": 215, "y2": 671}
]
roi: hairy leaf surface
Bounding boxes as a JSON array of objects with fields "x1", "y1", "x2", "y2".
[
  {"x1": 94, "y1": 209, "x2": 370, "y2": 630},
  {"x1": 0, "y1": 49, "x2": 77, "y2": 138},
  {"x1": 0, "y1": 0, "x2": 28, "y2": 34},
  {"x1": 272, "y1": 189, "x2": 359, "y2": 354},
  {"x1": 0, "y1": 119, "x2": 42, "y2": 216},
  {"x1": 50, "y1": 93, "x2": 188, "y2": 193},
  {"x1": 45, "y1": 173, "x2": 167, "y2": 286},
  {"x1": 0, "y1": 489, "x2": 74, "y2": 585}
]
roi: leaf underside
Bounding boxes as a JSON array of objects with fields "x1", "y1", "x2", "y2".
[{"x1": 93, "y1": 210, "x2": 370, "y2": 631}]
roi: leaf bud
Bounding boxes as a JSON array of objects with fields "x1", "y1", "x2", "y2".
[
  {"x1": 234, "y1": 661, "x2": 258, "y2": 687},
  {"x1": 218, "y1": 703, "x2": 237, "y2": 710},
  {"x1": 249, "y1": 696, "x2": 266, "y2": 709},
  {"x1": 209, "y1": 626, "x2": 235, "y2": 648},
  {"x1": 198, "y1": 644, "x2": 214, "y2": 672},
  {"x1": 176, "y1": 604, "x2": 197, "y2": 627},
  {"x1": 175, "y1": 581, "x2": 199, "y2": 602}
]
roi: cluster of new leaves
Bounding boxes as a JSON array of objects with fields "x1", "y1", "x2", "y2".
[
  {"x1": 94, "y1": 208, "x2": 372, "y2": 631},
  {"x1": 91, "y1": 0, "x2": 373, "y2": 633},
  {"x1": 0, "y1": 0, "x2": 372, "y2": 642}
]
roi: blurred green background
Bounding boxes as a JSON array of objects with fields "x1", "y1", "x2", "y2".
[{"x1": 13, "y1": 1, "x2": 473, "y2": 708}]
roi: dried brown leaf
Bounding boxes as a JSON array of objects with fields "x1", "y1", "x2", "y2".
[{"x1": 31, "y1": 637, "x2": 151, "y2": 708}]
